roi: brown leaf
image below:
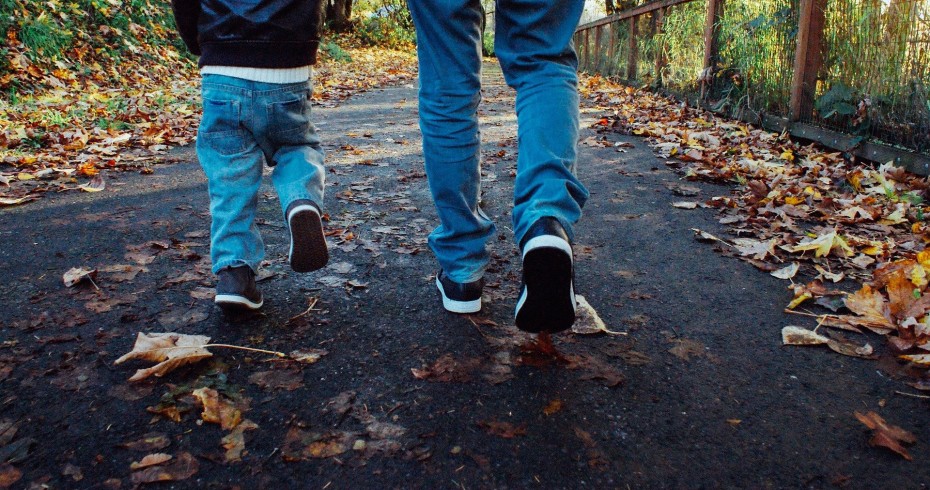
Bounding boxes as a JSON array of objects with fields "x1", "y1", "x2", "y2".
[
  {"x1": 192, "y1": 387, "x2": 242, "y2": 430},
  {"x1": 221, "y1": 419, "x2": 258, "y2": 463},
  {"x1": 477, "y1": 420, "x2": 526, "y2": 438},
  {"x1": 114, "y1": 332, "x2": 213, "y2": 382},
  {"x1": 120, "y1": 433, "x2": 170, "y2": 452},
  {"x1": 129, "y1": 451, "x2": 198, "y2": 484},
  {"x1": 543, "y1": 399, "x2": 563, "y2": 416},
  {"x1": 130, "y1": 453, "x2": 172, "y2": 470},
  {"x1": 281, "y1": 428, "x2": 353, "y2": 460},
  {"x1": 843, "y1": 285, "x2": 895, "y2": 333},
  {"x1": 411, "y1": 354, "x2": 481, "y2": 382},
  {"x1": 99, "y1": 264, "x2": 147, "y2": 282},
  {"x1": 0, "y1": 463, "x2": 21, "y2": 488},
  {"x1": 668, "y1": 338, "x2": 705, "y2": 361},
  {"x1": 248, "y1": 369, "x2": 304, "y2": 391},
  {"x1": 854, "y1": 411, "x2": 917, "y2": 460},
  {"x1": 887, "y1": 270, "x2": 918, "y2": 320}
]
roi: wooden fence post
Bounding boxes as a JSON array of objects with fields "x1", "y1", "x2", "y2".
[
  {"x1": 583, "y1": 29, "x2": 590, "y2": 70},
  {"x1": 655, "y1": 8, "x2": 667, "y2": 86},
  {"x1": 701, "y1": 0, "x2": 724, "y2": 102},
  {"x1": 594, "y1": 25, "x2": 603, "y2": 73},
  {"x1": 607, "y1": 24, "x2": 617, "y2": 76},
  {"x1": 789, "y1": 0, "x2": 826, "y2": 121},
  {"x1": 627, "y1": 16, "x2": 639, "y2": 80}
]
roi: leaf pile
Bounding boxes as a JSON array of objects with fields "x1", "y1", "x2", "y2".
[
  {"x1": 582, "y1": 74, "x2": 930, "y2": 373},
  {"x1": 583, "y1": 75, "x2": 930, "y2": 285}
]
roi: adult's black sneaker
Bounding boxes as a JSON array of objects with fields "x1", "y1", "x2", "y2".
[
  {"x1": 515, "y1": 217, "x2": 576, "y2": 333},
  {"x1": 435, "y1": 270, "x2": 484, "y2": 314},
  {"x1": 287, "y1": 199, "x2": 329, "y2": 272},
  {"x1": 215, "y1": 265, "x2": 263, "y2": 313}
]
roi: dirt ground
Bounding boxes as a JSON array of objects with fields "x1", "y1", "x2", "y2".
[{"x1": 1, "y1": 64, "x2": 928, "y2": 488}]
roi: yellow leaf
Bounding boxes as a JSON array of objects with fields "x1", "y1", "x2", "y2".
[
  {"x1": 918, "y1": 250, "x2": 930, "y2": 268},
  {"x1": 788, "y1": 230, "x2": 852, "y2": 258},
  {"x1": 780, "y1": 149, "x2": 794, "y2": 161},
  {"x1": 911, "y1": 265, "x2": 928, "y2": 289},
  {"x1": 787, "y1": 292, "x2": 813, "y2": 310},
  {"x1": 784, "y1": 195, "x2": 805, "y2": 205}
]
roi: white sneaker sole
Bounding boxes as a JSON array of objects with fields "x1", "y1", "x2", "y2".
[
  {"x1": 215, "y1": 294, "x2": 263, "y2": 310},
  {"x1": 435, "y1": 277, "x2": 481, "y2": 314}
]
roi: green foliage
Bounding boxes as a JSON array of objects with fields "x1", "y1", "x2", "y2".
[
  {"x1": 482, "y1": 32, "x2": 495, "y2": 57},
  {"x1": 815, "y1": 82, "x2": 857, "y2": 119},
  {"x1": 19, "y1": 12, "x2": 73, "y2": 57},
  {"x1": 353, "y1": 0, "x2": 415, "y2": 49},
  {"x1": 320, "y1": 41, "x2": 353, "y2": 63},
  {"x1": 2, "y1": 0, "x2": 191, "y2": 92}
]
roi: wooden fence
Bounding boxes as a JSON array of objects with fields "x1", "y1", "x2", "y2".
[{"x1": 575, "y1": 0, "x2": 930, "y2": 174}]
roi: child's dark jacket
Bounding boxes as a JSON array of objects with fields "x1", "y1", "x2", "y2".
[{"x1": 171, "y1": 0, "x2": 323, "y2": 68}]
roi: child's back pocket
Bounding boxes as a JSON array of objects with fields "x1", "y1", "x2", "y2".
[
  {"x1": 200, "y1": 98, "x2": 250, "y2": 155},
  {"x1": 268, "y1": 96, "x2": 311, "y2": 145}
]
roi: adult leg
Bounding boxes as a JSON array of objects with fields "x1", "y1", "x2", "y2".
[
  {"x1": 495, "y1": 0, "x2": 589, "y2": 245},
  {"x1": 198, "y1": 75, "x2": 265, "y2": 274},
  {"x1": 408, "y1": 0, "x2": 495, "y2": 284},
  {"x1": 496, "y1": 0, "x2": 588, "y2": 332}
]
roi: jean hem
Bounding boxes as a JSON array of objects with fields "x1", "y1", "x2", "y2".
[{"x1": 212, "y1": 259, "x2": 258, "y2": 275}]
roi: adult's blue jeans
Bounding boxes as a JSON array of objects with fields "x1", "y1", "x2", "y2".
[
  {"x1": 408, "y1": 0, "x2": 589, "y2": 284},
  {"x1": 197, "y1": 75, "x2": 325, "y2": 274}
]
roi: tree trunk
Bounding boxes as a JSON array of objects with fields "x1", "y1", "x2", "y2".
[{"x1": 326, "y1": 0, "x2": 354, "y2": 32}]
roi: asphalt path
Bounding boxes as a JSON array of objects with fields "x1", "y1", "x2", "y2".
[{"x1": 0, "y1": 63, "x2": 927, "y2": 488}]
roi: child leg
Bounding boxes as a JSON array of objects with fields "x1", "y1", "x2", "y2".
[{"x1": 197, "y1": 75, "x2": 265, "y2": 274}]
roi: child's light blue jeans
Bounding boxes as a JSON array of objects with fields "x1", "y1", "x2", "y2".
[
  {"x1": 196, "y1": 75, "x2": 325, "y2": 274},
  {"x1": 408, "y1": 0, "x2": 589, "y2": 284}
]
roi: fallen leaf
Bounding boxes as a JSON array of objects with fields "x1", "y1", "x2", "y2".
[
  {"x1": 78, "y1": 176, "x2": 105, "y2": 192},
  {"x1": 771, "y1": 262, "x2": 800, "y2": 280},
  {"x1": 248, "y1": 369, "x2": 304, "y2": 391},
  {"x1": 192, "y1": 387, "x2": 242, "y2": 430},
  {"x1": 843, "y1": 284, "x2": 895, "y2": 333},
  {"x1": 221, "y1": 419, "x2": 258, "y2": 463},
  {"x1": 289, "y1": 349, "x2": 328, "y2": 364},
  {"x1": 61, "y1": 463, "x2": 83, "y2": 481},
  {"x1": 114, "y1": 332, "x2": 213, "y2": 382},
  {"x1": 411, "y1": 354, "x2": 481, "y2": 382},
  {"x1": 282, "y1": 428, "x2": 353, "y2": 461},
  {"x1": 672, "y1": 201, "x2": 698, "y2": 209},
  {"x1": 668, "y1": 338, "x2": 705, "y2": 361},
  {"x1": 63, "y1": 267, "x2": 97, "y2": 287},
  {"x1": 782, "y1": 326, "x2": 830, "y2": 345},
  {"x1": 130, "y1": 453, "x2": 172, "y2": 471},
  {"x1": 477, "y1": 420, "x2": 526, "y2": 438},
  {"x1": 571, "y1": 295, "x2": 626, "y2": 335},
  {"x1": 787, "y1": 229, "x2": 852, "y2": 258},
  {"x1": 854, "y1": 411, "x2": 917, "y2": 460},
  {"x1": 120, "y1": 433, "x2": 170, "y2": 452},
  {"x1": 733, "y1": 238, "x2": 776, "y2": 260},
  {"x1": 99, "y1": 264, "x2": 147, "y2": 282},
  {"x1": 0, "y1": 464, "x2": 21, "y2": 488},
  {"x1": 543, "y1": 399, "x2": 563, "y2": 416},
  {"x1": 129, "y1": 451, "x2": 198, "y2": 484}
]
